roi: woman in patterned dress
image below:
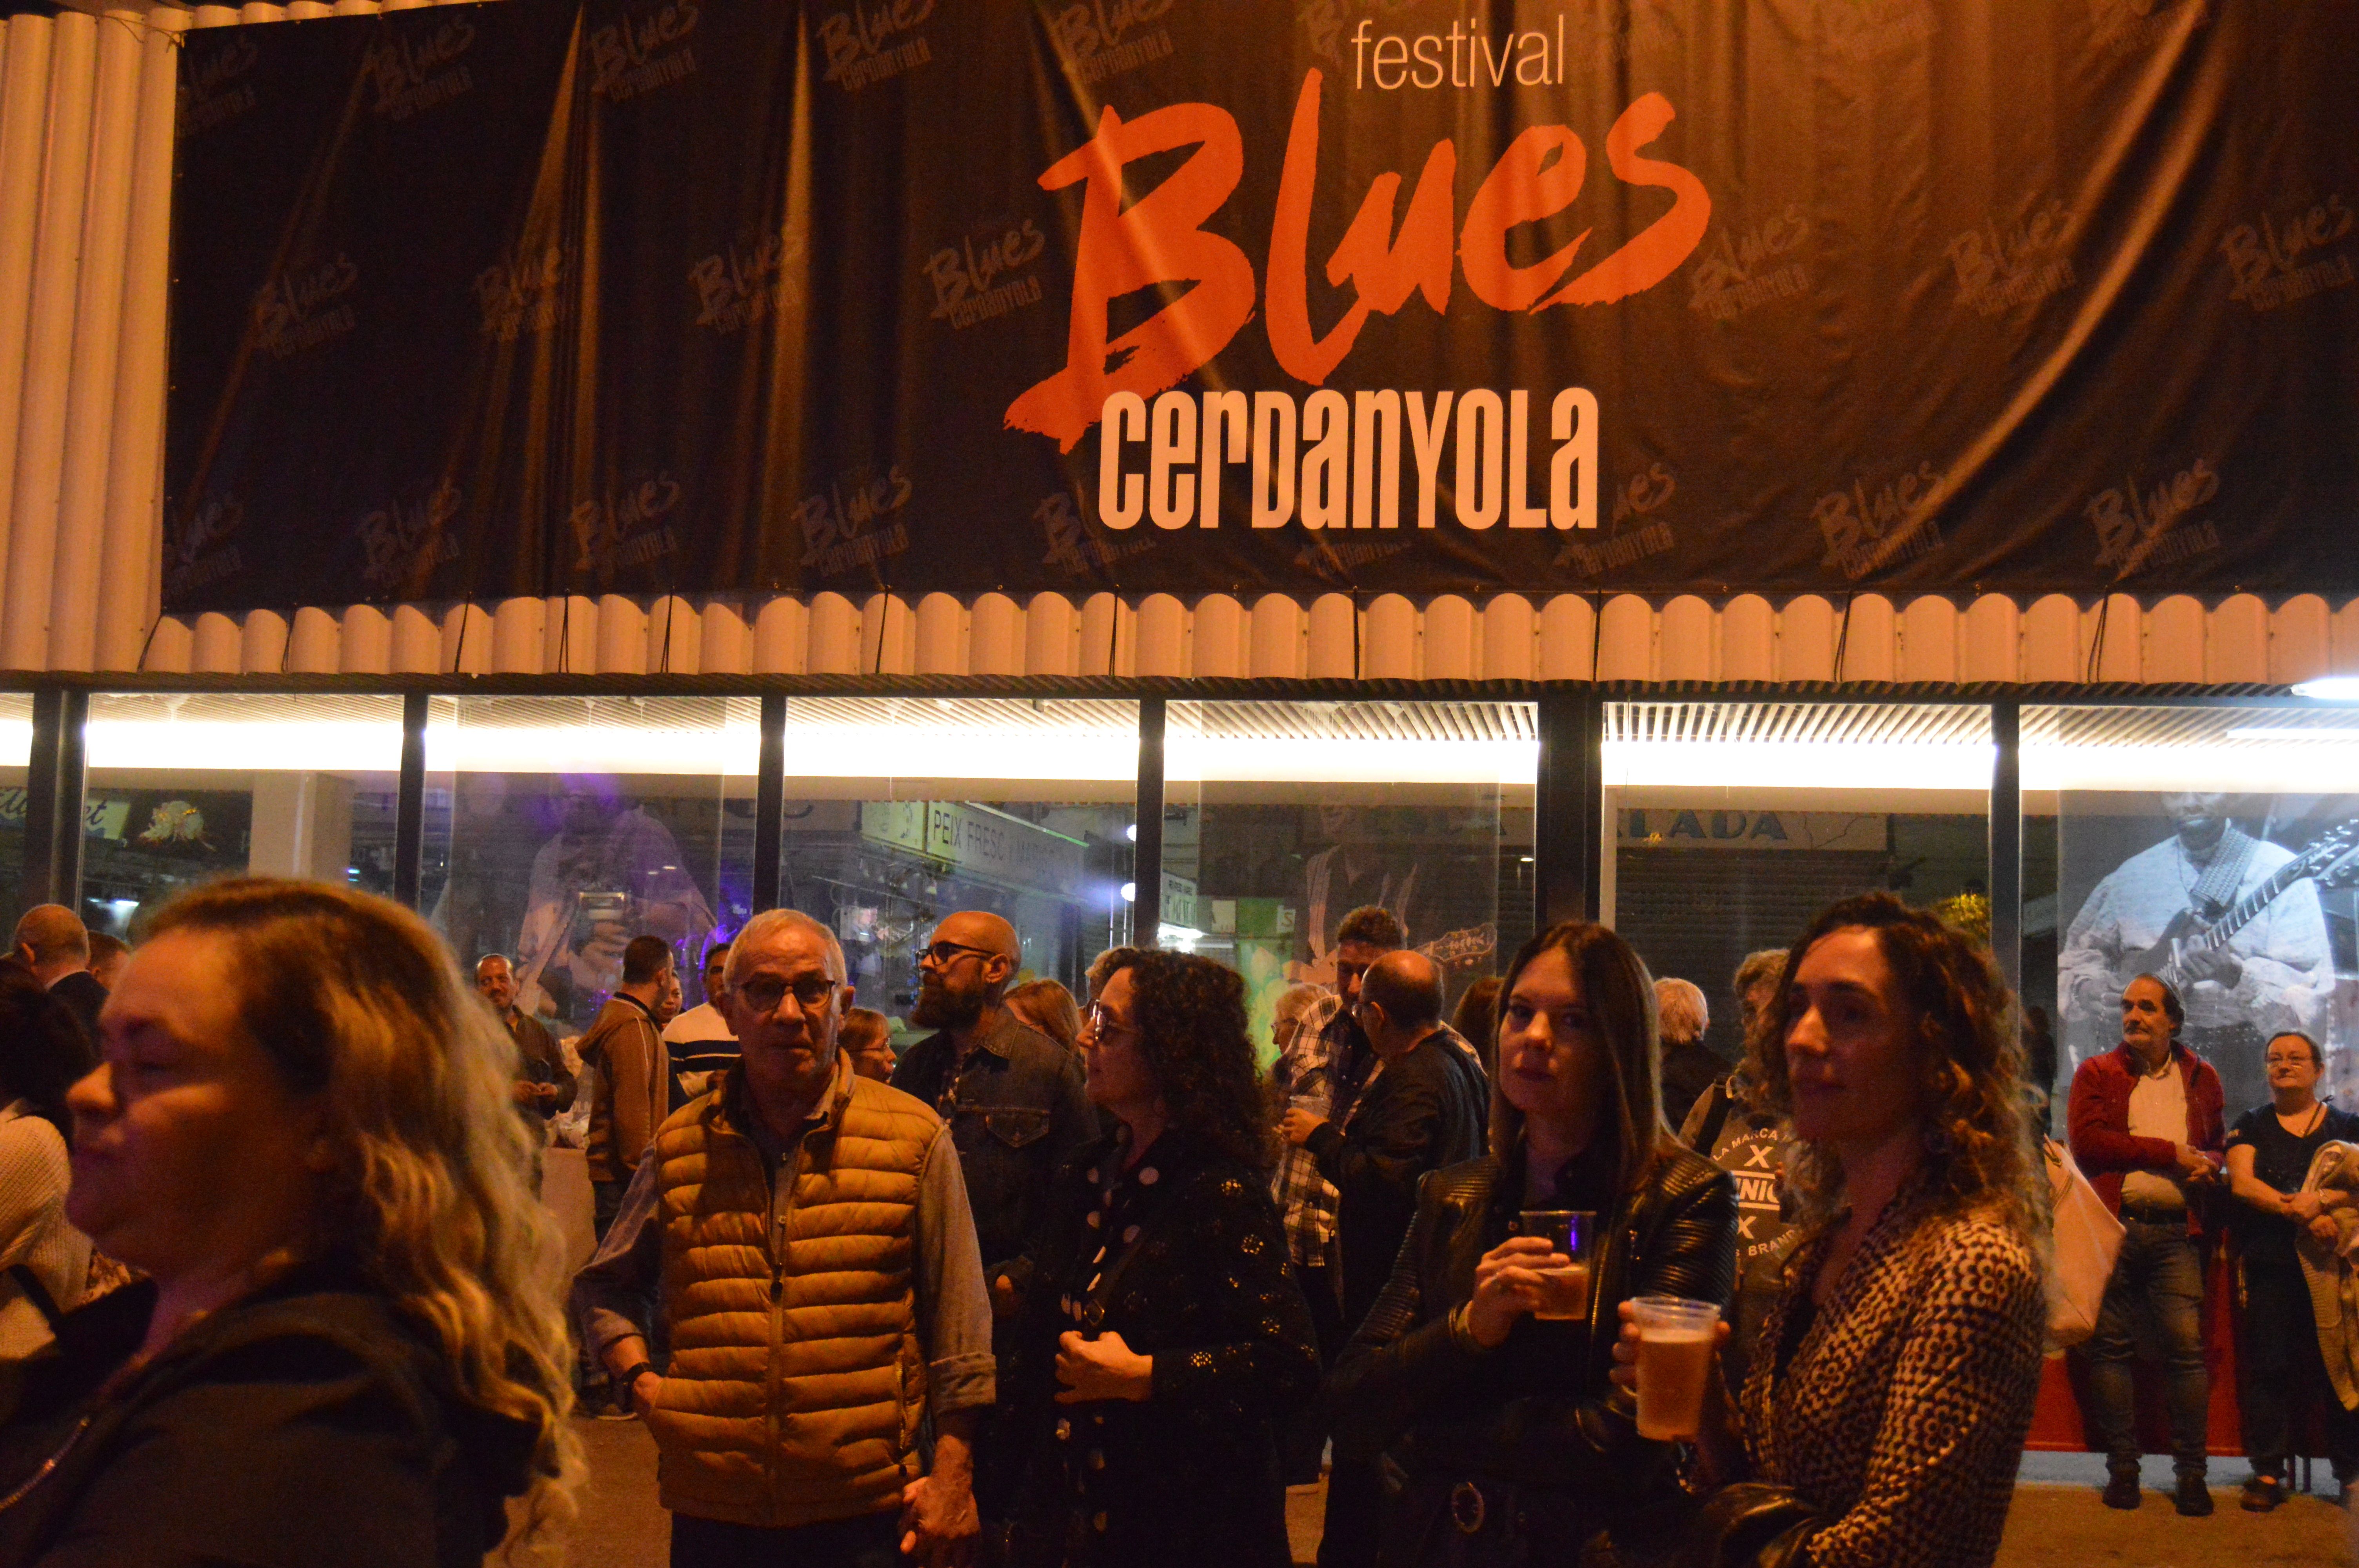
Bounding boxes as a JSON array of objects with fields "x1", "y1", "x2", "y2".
[
  {"x1": 1001, "y1": 949, "x2": 1319, "y2": 1568},
  {"x1": 1619, "y1": 891, "x2": 2049, "y2": 1568}
]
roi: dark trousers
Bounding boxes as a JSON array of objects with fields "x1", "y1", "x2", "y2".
[
  {"x1": 2087, "y1": 1216, "x2": 2209, "y2": 1476},
  {"x1": 1283, "y1": 1261, "x2": 1347, "y2": 1485},
  {"x1": 582, "y1": 1179, "x2": 631, "y2": 1399},
  {"x1": 2240, "y1": 1259, "x2": 2359, "y2": 1483},
  {"x1": 1319, "y1": 1454, "x2": 1383, "y2": 1568},
  {"x1": 671, "y1": 1509, "x2": 901, "y2": 1568}
]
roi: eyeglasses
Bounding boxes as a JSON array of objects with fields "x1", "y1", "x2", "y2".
[
  {"x1": 733, "y1": 974, "x2": 838, "y2": 1013},
  {"x1": 917, "y1": 940, "x2": 998, "y2": 969},
  {"x1": 1083, "y1": 1004, "x2": 1140, "y2": 1044}
]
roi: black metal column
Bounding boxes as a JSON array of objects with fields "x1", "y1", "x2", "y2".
[
  {"x1": 1134, "y1": 698, "x2": 1165, "y2": 944},
  {"x1": 19, "y1": 688, "x2": 87, "y2": 914},
  {"x1": 1534, "y1": 690, "x2": 1605, "y2": 929},
  {"x1": 753, "y1": 692, "x2": 787, "y2": 912},
  {"x1": 1988, "y1": 700, "x2": 2023, "y2": 1001},
  {"x1": 392, "y1": 692, "x2": 428, "y2": 909}
]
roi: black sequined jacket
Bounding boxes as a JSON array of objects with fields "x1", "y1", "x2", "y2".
[
  {"x1": 1002, "y1": 1127, "x2": 1320, "y2": 1568},
  {"x1": 1325, "y1": 1142, "x2": 1735, "y2": 1541}
]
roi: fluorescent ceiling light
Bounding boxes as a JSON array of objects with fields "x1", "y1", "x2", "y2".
[
  {"x1": 1605, "y1": 740, "x2": 1993, "y2": 792},
  {"x1": 2022, "y1": 740, "x2": 2359, "y2": 792},
  {"x1": 87, "y1": 720, "x2": 403, "y2": 773},
  {"x1": 1167, "y1": 737, "x2": 1538, "y2": 787},
  {"x1": 2222, "y1": 726, "x2": 2359, "y2": 741}
]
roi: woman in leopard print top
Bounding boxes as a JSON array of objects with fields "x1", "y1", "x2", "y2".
[
  {"x1": 1739, "y1": 1178, "x2": 2045, "y2": 1568},
  {"x1": 1629, "y1": 893, "x2": 2048, "y2": 1568}
]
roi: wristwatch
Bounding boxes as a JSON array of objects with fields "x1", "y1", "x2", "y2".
[{"x1": 618, "y1": 1360, "x2": 655, "y2": 1392}]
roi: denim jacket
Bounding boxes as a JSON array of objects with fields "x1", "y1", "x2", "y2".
[{"x1": 892, "y1": 1008, "x2": 1098, "y2": 1281}]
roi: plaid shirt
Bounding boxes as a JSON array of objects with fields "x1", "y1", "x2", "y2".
[{"x1": 1273, "y1": 999, "x2": 1348, "y2": 1270}]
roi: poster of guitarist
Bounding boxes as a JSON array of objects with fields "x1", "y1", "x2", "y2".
[
  {"x1": 512, "y1": 774, "x2": 716, "y2": 1027},
  {"x1": 2060, "y1": 791, "x2": 2340, "y2": 1118}
]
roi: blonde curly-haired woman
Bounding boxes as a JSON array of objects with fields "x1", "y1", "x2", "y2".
[{"x1": 0, "y1": 879, "x2": 579, "y2": 1566}]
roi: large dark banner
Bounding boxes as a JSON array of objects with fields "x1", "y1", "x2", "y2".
[{"x1": 166, "y1": 0, "x2": 2359, "y2": 612}]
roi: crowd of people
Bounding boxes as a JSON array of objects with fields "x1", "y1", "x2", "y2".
[{"x1": 0, "y1": 878, "x2": 2350, "y2": 1565}]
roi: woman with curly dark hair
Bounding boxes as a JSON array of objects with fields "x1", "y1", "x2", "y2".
[
  {"x1": 1002, "y1": 949, "x2": 1317, "y2": 1568},
  {"x1": 1614, "y1": 891, "x2": 2048, "y2": 1568},
  {"x1": 1325, "y1": 921, "x2": 1736, "y2": 1567}
]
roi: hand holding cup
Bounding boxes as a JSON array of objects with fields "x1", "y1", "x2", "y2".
[
  {"x1": 1467, "y1": 1237, "x2": 1568, "y2": 1348},
  {"x1": 1628, "y1": 1296, "x2": 1725, "y2": 1441}
]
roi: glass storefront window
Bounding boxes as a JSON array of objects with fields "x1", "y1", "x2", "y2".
[
  {"x1": 2027, "y1": 704, "x2": 2359, "y2": 1123},
  {"x1": 79, "y1": 693, "x2": 408, "y2": 937},
  {"x1": 769, "y1": 698, "x2": 1137, "y2": 1049},
  {"x1": 1164, "y1": 701, "x2": 1536, "y2": 1069},
  {"x1": 0, "y1": 693, "x2": 32, "y2": 934},
  {"x1": 424, "y1": 696, "x2": 757, "y2": 1034},
  {"x1": 1604, "y1": 701, "x2": 1995, "y2": 1117}
]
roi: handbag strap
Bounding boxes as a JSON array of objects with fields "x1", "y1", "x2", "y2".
[
  {"x1": 1694, "y1": 1081, "x2": 1735, "y2": 1157},
  {"x1": 8, "y1": 1263, "x2": 62, "y2": 1327}
]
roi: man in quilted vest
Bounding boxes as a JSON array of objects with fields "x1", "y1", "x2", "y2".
[{"x1": 572, "y1": 907, "x2": 996, "y2": 1567}]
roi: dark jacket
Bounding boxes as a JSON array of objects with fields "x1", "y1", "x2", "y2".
[
  {"x1": 0, "y1": 1262, "x2": 540, "y2": 1567},
  {"x1": 507, "y1": 1007, "x2": 575, "y2": 1122},
  {"x1": 1326, "y1": 1143, "x2": 1736, "y2": 1565},
  {"x1": 1304, "y1": 1030, "x2": 1488, "y2": 1328},
  {"x1": 1658, "y1": 1039, "x2": 1727, "y2": 1133},
  {"x1": 1005, "y1": 1129, "x2": 1319, "y2": 1568},
  {"x1": 892, "y1": 1008, "x2": 1096, "y2": 1281},
  {"x1": 40, "y1": 972, "x2": 102, "y2": 1068},
  {"x1": 2067, "y1": 1040, "x2": 2227, "y2": 1236}
]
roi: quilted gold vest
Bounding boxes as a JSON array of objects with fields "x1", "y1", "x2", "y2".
[{"x1": 645, "y1": 1057, "x2": 940, "y2": 1528}]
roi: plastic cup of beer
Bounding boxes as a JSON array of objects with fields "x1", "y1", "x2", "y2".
[
  {"x1": 1516, "y1": 1210, "x2": 1598, "y2": 1322},
  {"x1": 1631, "y1": 1295, "x2": 1722, "y2": 1441}
]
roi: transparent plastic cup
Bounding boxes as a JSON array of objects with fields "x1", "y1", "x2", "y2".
[
  {"x1": 1516, "y1": 1210, "x2": 1599, "y2": 1321},
  {"x1": 1631, "y1": 1295, "x2": 1722, "y2": 1440}
]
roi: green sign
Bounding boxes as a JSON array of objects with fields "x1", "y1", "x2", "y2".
[{"x1": 858, "y1": 800, "x2": 1089, "y2": 897}]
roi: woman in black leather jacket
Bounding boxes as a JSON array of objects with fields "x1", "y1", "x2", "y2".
[{"x1": 1327, "y1": 920, "x2": 1737, "y2": 1568}]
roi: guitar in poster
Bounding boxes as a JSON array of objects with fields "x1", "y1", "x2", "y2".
[{"x1": 2059, "y1": 793, "x2": 2359, "y2": 1118}]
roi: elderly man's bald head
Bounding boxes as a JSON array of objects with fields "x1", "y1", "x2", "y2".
[
  {"x1": 1360, "y1": 949, "x2": 1444, "y2": 1033},
  {"x1": 13, "y1": 905, "x2": 88, "y2": 973}
]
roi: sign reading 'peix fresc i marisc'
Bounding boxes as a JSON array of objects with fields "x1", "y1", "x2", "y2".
[{"x1": 163, "y1": 0, "x2": 2359, "y2": 613}]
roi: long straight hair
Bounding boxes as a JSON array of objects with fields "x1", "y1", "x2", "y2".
[{"x1": 1488, "y1": 920, "x2": 1666, "y2": 1193}]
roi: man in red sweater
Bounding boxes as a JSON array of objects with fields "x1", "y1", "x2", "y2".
[{"x1": 2067, "y1": 974, "x2": 2226, "y2": 1517}]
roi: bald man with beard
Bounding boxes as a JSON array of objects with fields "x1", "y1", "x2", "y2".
[{"x1": 891, "y1": 911, "x2": 1096, "y2": 1521}]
